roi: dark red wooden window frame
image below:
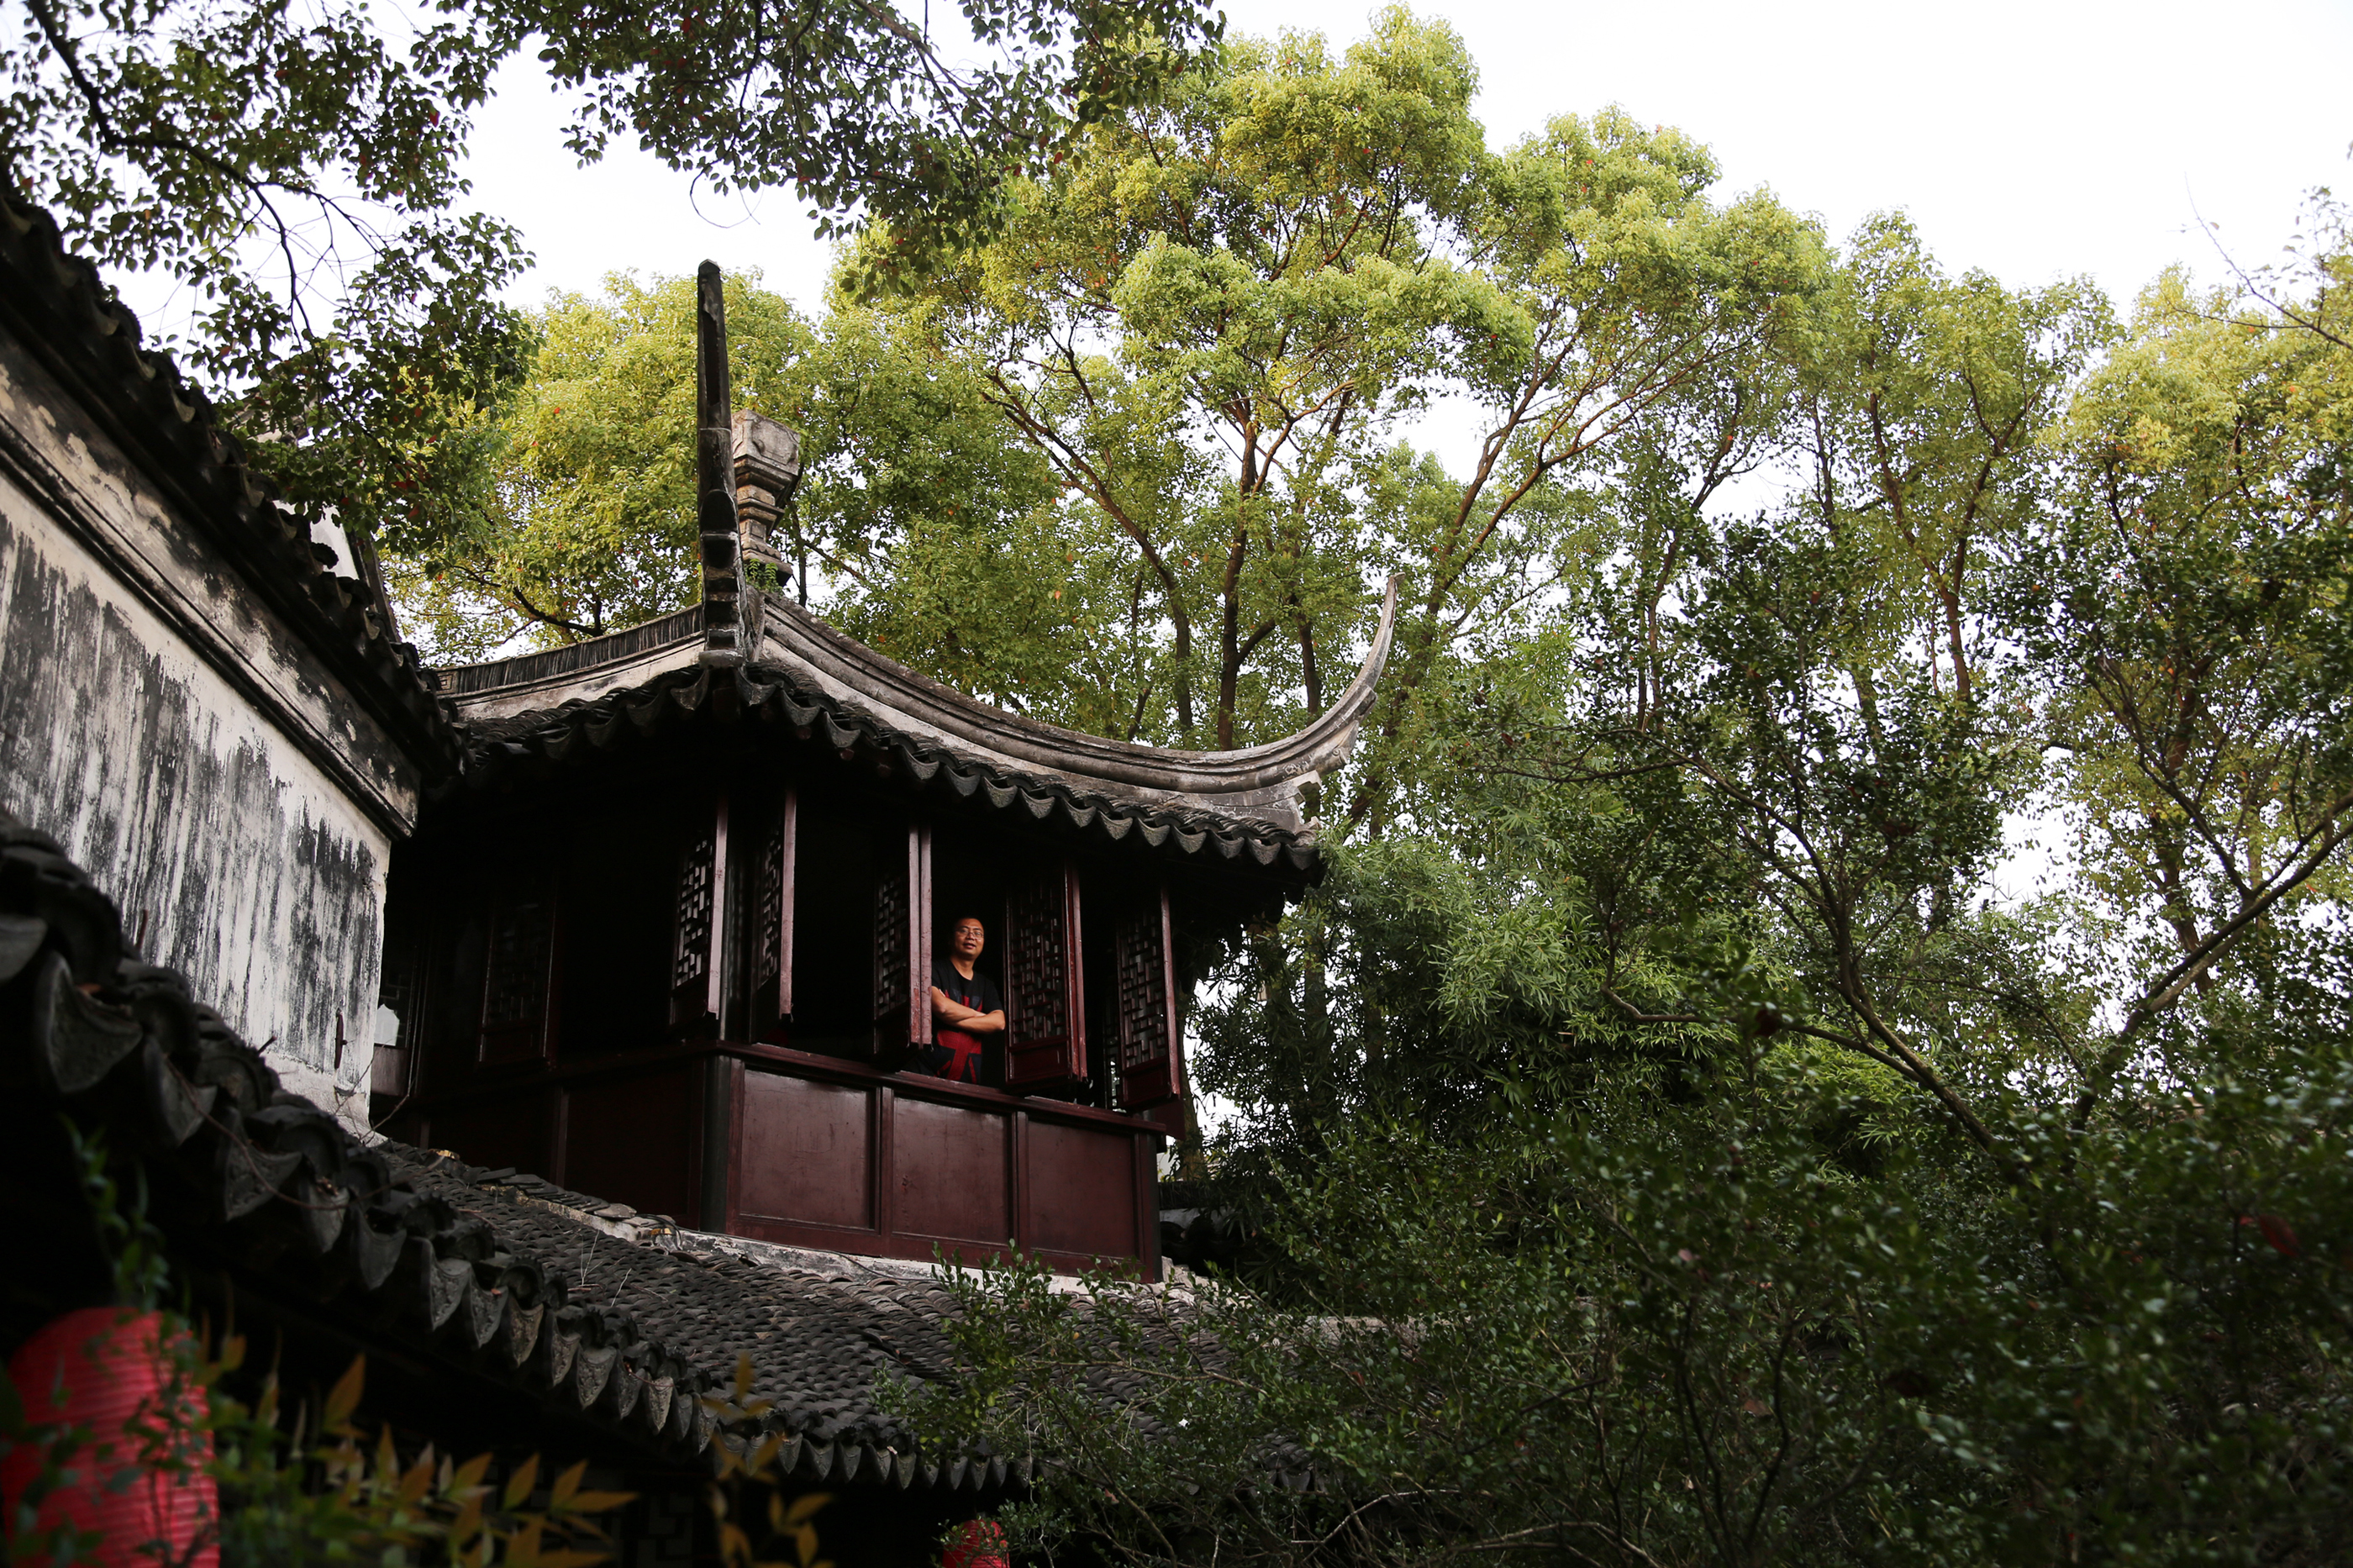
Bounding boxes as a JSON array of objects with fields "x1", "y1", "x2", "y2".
[
  {"x1": 477, "y1": 892, "x2": 558, "y2": 1066},
  {"x1": 1115, "y1": 883, "x2": 1183, "y2": 1108},
  {"x1": 748, "y1": 789, "x2": 797, "y2": 1039},
  {"x1": 1003, "y1": 859, "x2": 1086, "y2": 1087},
  {"x1": 873, "y1": 820, "x2": 932, "y2": 1058},
  {"x1": 669, "y1": 792, "x2": 730, "y2": 1034}
]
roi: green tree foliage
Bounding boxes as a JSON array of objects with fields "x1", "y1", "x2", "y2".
[
  {"x1": 393, "y1": 272, "x2": 812, "y2": 657},
  {"x1": 861, "y1": 9, "x2": 1824, "y2": 766},
  {"x1": 2016, "y1": 266, "x2": 2353, "y2": 1113},
  {"x1": 393, "y1": 273, "x2": 1113, "y2": 718},
  {"x1": 907, "y1": 1060, "x2": 2353, "y2": 1568},
  {"x1": 893, "y1": 197, "x2": 2353, "y2": 1565},
  {"x1": 409, "y1": 12, "x2": 1822, "y2": 777},
  {"x1": 1190, "y1": 218, "x2": 2113, "y2": 1174},
  {"x1": 2, "y1": 0, "x2": 1219, "y2": 555}
]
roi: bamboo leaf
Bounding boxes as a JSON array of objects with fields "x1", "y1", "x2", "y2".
[
  {"x1": 549, "y1": 1458, "x2": 584, "y2": 1508},
  {"x1": 324, "y1": 1355, "x2": 366, "y2": 1430},
  {"x1": 397, "y1": 1455, "x2": 435, "y2": 1507},
  {"x1": 504, "y1": 1453, "x2": 541, "y2": 1511},
  {"x1": 451, "y1": 1452, "x2": 493, "y2": 1496}
]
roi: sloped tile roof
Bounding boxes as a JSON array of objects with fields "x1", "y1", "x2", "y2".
[
  {"x1": 450, "y1": 660, "x2": 1322, "y2": 874},
  {"x1": 0, "y1": 807, "x2": 1022, "y2": 1494},
  {"x1": 0, "y1": 197, "x2": 461, "y2": 781}
]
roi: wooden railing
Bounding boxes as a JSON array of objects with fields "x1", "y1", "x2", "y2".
[{"x1": 392, "y1": 1042, "x2": 1164, "y2": 1279}]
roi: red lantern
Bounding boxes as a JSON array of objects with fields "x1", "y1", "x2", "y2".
[
  {"x1": 943, "y1": 1518, "x2": 1008, "y2": 1568},
  {"x1": 1, "y1": 1308, "x2": 218, "y2": 1568}
]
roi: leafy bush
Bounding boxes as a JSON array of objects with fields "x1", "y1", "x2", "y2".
[{"x1": 899, "y1": 1039, "x2": 2353, "y2": 1567}]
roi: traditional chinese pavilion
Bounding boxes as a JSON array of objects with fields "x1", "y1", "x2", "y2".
[{"x1": 375, "y1": 266, "x2": 1397, "y2": 1280}]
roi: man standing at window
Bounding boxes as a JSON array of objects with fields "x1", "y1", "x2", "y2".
[{"x1": 928, "y1": 916, "x2": 1004, "y2": 1083}]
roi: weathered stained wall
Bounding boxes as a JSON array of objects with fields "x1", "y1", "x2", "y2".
[{"x1": 0, "y1": 328, "x2": 417, "y2": 1126}]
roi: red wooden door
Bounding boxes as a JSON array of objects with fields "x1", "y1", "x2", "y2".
[
  {"x1": 872, "y1": 822, "x2": 932, "y2": 1058},
  {"x1": 669, "y1": 793, "x2": 729, "y2": 1035},
  {"x1": 1115, "y1": 884, "x2": 1183, "y2": 1108},
  {"x1": 748, "y1": 789, "x2": 797, "y2": 1039},
  {"x1": 1004, "y1": 860, "x2": 1086, "y2": 1087}
]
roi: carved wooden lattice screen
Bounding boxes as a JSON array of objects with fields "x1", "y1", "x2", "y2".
[
  {"x1": 1115, "y1": 884, "x2": 1182, "y2": 1108},
  {"x1": 1003, "y1": 860, "x2": 1085, "y2": 1087},
  {"x1": 872, "y1": 823, "x2": 932, "y2": 1056},
  {"x1": 749, "y1": 790, "x2": 797, "y2": 1037},
  {"x1": 478, "y1": 896, "x2": 555, "y2": 1066},
  {"x1": 670, "y1": 795, "x2": 730, "y2": 1034}
]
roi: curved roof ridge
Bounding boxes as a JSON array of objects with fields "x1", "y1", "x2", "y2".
[
  {"x1": 442, "y1": 577, "x2": 1402, "y2": 838},
  {"x1": 760, "y1": 575, "x2": 1402, "y2": 810}
]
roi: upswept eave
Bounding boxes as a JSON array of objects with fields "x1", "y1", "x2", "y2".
[
  {"x1": 433, "y1": 576, "x2": 1402, "y2": 861},
  {"x1": 754, "y1": 573, "x2": 1403, "y2": 827}
]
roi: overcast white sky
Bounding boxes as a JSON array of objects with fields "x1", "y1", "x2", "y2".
[{"x1": 465, "y1": 0, "x2": 2353, "y2": 334}]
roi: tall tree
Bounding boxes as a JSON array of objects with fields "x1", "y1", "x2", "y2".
[
  {"x1": 3, "y1": 0, "x2": 1219, "y2": 552},
  {"x1": 2018, "y1": 260, "x2": 2353, "y2": 1123},
  {"x1": 889, "y1": 215, "x2": 2353, "y2": 1568},
  {"x1": 855, "y1": 8, "x2": 1823, "y2": 775},
  {"x1": 1188, "y1": 221, "x2": 2109, "y2": 1169},
  {"x1": 1794, "y1": 215, "x2": 2111, "y2": 705}
]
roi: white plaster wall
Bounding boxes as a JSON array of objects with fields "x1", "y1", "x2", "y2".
[{"x1": 0, "y1": 344, "x2": 413, "y2": 1129}]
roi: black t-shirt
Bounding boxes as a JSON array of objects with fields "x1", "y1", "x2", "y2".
[{"x1": 932, "y1": 959, "x2": 1001, "y2": 1023}]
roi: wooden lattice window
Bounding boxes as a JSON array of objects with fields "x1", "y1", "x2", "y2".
[
  {"x1": 1115, "y1": 885, "x2": 1182, "y2": 1108},
  {"x1": 1004, "y1": 860, "x2": 1085, "y2": 1087},
  {"x1": 478, "y1": 898, "x2": 555, "y2": 1066},
  {"x1": 872, "y1": 822, "x2": 931, "y2": 1056},
  {"x1": 750, "y1": 792, "x2": 797, "y2": 1036},
  {"x1": 670, "y1": 795, "x2": 730, "y2": 1034}
]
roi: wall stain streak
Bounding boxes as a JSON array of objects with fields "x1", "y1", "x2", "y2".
[{"x1": 1, "y1": 488, "x2": 386, "y2": 1114}]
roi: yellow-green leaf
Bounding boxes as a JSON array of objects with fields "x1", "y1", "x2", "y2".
[
  {"x1": 324, "y1": 1355, "x2": 366, "y2": 1430},
  {"x1": 451, "y1": 1452, "x2": 493, "y2": 1496},
  {"x1": 504, "y1": 1453, "x2": 541, "y2": 1511},
  {"x1": 549, "y1": 1458, "x2": 584, "y2": 1508}
]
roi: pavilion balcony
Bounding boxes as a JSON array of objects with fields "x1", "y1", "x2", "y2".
[{"x1": 383, "y1": 1039, "x2": 1164, "y2": 1277}]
